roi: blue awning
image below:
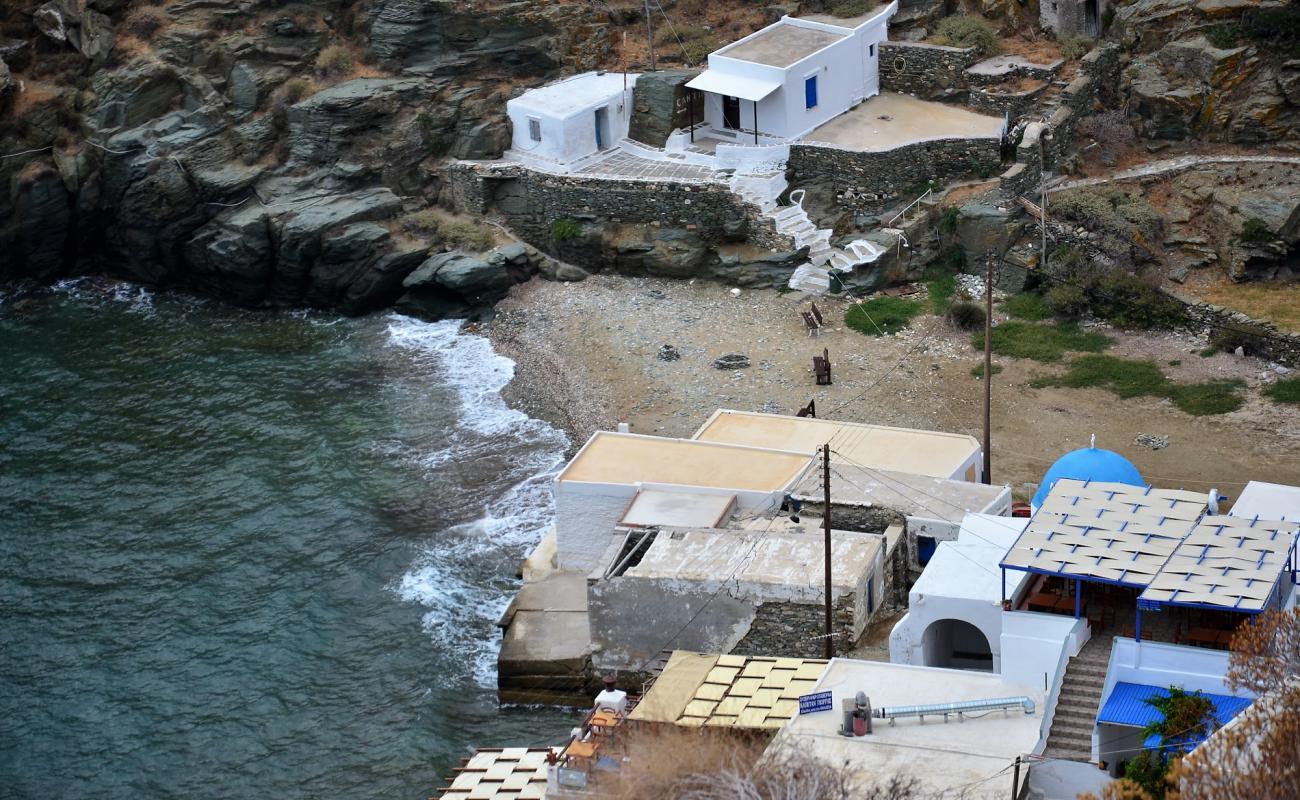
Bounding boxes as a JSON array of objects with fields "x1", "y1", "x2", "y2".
[{"x1": 1098, "y1": 682, "x2": 1252, "y2": 750}]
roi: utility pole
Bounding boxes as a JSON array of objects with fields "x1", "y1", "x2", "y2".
[
  {"x1": 1039, "y1": 134, "x2": 1048, "y2": 271},
  {"x1": 822, "y1": 443, "x2": 833, "y2": 660},
  {"x1": 644, "y1": 0, "x2": 656, "y2": 72},
  {"x1": 982, "y1": 250, "x2": 994, "y2": 485}
]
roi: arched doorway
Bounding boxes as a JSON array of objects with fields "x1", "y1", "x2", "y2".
[{"x1": 921, "y1": 619, "x2": 993, "y2": 671}]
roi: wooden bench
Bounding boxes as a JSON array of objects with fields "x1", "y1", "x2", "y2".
[{"x1": 813, "y1": 348, "x2": 832, "y2": 385}]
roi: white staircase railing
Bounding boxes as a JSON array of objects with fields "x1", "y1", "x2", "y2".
[{"x1": 886, "y1": 187, "x2": 932, "y2": 227}]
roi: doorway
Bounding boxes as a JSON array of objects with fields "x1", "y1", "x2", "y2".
[
  {"x1": 921, "y1": 619, "x2": 993, "y2": 671},
  {"x1": 594, "y1": 106, "x2": 611, "y2": 150},
  {"x1": 1085, "y1": 0, "x2": 1099, "y2": 36},
  {"x1": 722, "y1": 95, "x2": 741, "y2": 130}
]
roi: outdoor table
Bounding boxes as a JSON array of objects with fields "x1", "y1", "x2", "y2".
[
  {"x1": 566, "y1": 740, "x2": 600, "y2": 761},
  {"x1": 1054, "y1": 595, "x2": 1083, "y2": 616},
  {"x1": 1027, "y1": 591, "x2": 1058, "y2": 612},
  {"x1": 1187, "y1": 627, "x2": 1220, "y2": 648},
  {"x1": 590, "y1": 711, "x2": 622, "y2": 735}
]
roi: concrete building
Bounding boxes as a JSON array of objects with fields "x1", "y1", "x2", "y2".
[
  {"x1": 773, "y1": 658, "x2": 1047, "y2": 799},
  {"x1": 684, "y1": 5, "x2": 897, "y2": 143},
  {"x1": 506, "y1": 71, "x2": 638, "y2": 172},
  {"x1": 1229, "y1": 479, "x2": 1300, "y2": 521},
  {"x1": 692, "y1": 409, "x2": 985, "y2": 481},
  {"x1": 1040, "y1": 0, "x2": 1108, "y2": 38},
  {"x1": 889, "y1": 513, "x2": 1031, "y2": 673},
  {"x1": 552, "y1": 430, "x2": 814, "y2": 572},
  {"x1": 588, "y1": 525, "x2": 885, "y2": 670}
]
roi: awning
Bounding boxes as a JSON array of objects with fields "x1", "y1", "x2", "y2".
[
  {"x1": 1098, "y1": 682, "x2": 1251, "y2": 749},
  {"x1": 685, "y1": 70, "x2": 780, "y2": 102}
]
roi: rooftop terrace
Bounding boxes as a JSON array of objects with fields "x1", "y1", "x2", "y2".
[
  {"x1": 717, "y1": 23, "x2": 846, "y2": 69},
  {"x1": 805, "y1": 93, "x2": 1005, "y2": 151}
]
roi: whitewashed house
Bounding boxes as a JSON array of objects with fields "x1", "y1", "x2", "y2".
[
  {"x1": 505, "y1": 71, "x2": 638, "y2": 171},
  {"x1": 684, "y1": 4, "x2": 897, "y2": 144}
]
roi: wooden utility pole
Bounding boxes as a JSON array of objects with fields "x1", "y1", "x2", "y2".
[
  {"x1": 1039, "y1": 135, "x2": 1048, "y2": 270},
  {"x1": 982, "y1": 250, "x2": 994, "y2": 485},
  {"x1": 644, "y1": 0, "x2": 656, "y2": 72},
  {"x1": 822, "y1": 443, "x2": 833, "y2": 659}
]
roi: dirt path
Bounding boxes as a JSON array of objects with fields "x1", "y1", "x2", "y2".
[
  {"x1": 487, "y1": 275, "x2": 1300, "y2": 501},
  {"x1": 1048, "y1": 154, "x2": 1300, "y2": 193}
]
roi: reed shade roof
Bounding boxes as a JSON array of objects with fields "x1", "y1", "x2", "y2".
[
  {"x1": 1000, "y1": 479, "x2": 1209, "y2": 587},
  {"x1": 434, "y1": 748, "x2": 552, "y2": 800},
  {"x1": 1139, "y1": 516, "x2": 1299, "y2": 611}
]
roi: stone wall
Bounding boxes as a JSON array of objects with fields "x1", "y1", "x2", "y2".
[
  {"x1": 731, "y1": 595, "x2": 858, "y2": 659},
  {"x1": 969, "y1": 82, "x2": 1051, "y2": 119},
  {"x1": 1046, "y1": 43, "x2": 1123, "y2": 167},
  {"x1": 790, "y1": 137, "x2": 1002, "y2": 214},
  {"x1": 1168, "y1": 290, "x2": 1300, "y2": 367},
  {"x1": 879, "y1": 42, "x2": 979, "y2": 99}
]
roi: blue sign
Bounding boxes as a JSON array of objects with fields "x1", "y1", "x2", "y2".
[
  {"x1": 798, "y1": 690, "x2": 834, "y2": 715},
  {"x1": 1137, "y1": 599, "x2": 1163, "y2": 612}
]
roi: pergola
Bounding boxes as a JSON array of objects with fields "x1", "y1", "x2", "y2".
[{"x1": 999, "y1": 479, "x2": 1299, "y2": 640}]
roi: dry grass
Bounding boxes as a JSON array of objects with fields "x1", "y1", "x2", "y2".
[
  {"x1": 1184, "y1": 280, "x2": 1300, "y2": 334},
  {"x1": 599, "y1": 726, "x2": 767, "y2": 799},
  {"x1": 8, "y1": 81, "x2": 61, "y2": 117}
]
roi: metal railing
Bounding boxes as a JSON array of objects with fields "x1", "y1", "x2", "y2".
[{"x1": 886, "y1": 187, "x2": 932, "y2": 227}]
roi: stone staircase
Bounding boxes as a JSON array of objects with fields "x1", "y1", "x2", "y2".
[{"x1": 1043, "y1": 634, "x2": 1113, "y2": 761}]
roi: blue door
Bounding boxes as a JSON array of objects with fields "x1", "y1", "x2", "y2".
[{"x1": 804, "y1": 75, "x2": 818, "y2": 109}]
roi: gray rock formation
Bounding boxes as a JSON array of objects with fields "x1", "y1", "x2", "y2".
[
  {"x1": 627, "y1": 69, "x2": 698, "y2": 147},
  {"x1": 34, "y1": 0, "x2": 115, "y2": 63}
]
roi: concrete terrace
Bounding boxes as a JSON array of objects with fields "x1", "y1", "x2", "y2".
[
  {"x1": 558, "y1": 431, "x2": 813, "y2": 491},
  {"x1": 719, "y1": 25, "x2": 846, "y2": 69},
  {"x1": 572, "y1": 150, "x2": 721, "y2": 183},
  {"x1": 805, "y1": 93, "x2": 1005, "y2": 151}
]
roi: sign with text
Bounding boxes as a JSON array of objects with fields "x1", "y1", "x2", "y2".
[
  {"x1": 798, "y1": 690, "x2": 835, "y2": 715},
  {"x1": 1137, "y1": 599, "x2": 1163, "y2": 612}
]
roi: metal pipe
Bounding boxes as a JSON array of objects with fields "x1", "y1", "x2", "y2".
[{"x1": 875, "y1": 696, "x2": 1036, "y2": 724}]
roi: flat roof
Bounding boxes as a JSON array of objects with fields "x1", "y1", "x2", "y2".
[
  {"x1": 626, "y1": 528, "x2": 881, "y2": 596},
  {"x1": 1230, "y1": 480, "x2": 1300, "y2": 521},
  {"x1": 805, "y1": 93, "x2": 1005, "y2": 151},
  {"x1": 628, "y1": 650, "x2": 829, "y2": 729},
  {"x1": 792, "y1": 464, "x2": 1007, "y2": 522},
  {"x1": 1000, "y1": 479, "x2": 1209, "y2": 588},
  {"x1": 619, "y1": 489, "x2": 735, "y2": 529},
  {"x1": 912, "y1": 514, "x2": 1032, "y2": 603},
  {"x1": 774, "y1": 658, "x2": 1045, "y2": 799},
  {"x1": 558, "y1": 431, "x2": 813, "y2": 492},
  {"x1": 434, "y1": 748, "x2": 552, "y2": 800},
  {"x1": 1139, "y1": 516, "x2": 1298, "y2": 612},
  {"x1": 508, "y1": 71, "x2": 635, "y2": 119},
  {"x1": 693, "y1": 410, "x2": 980, "y2": 480},
  {"x1": 716, "y1": 22, "x2": 846, "y2": 68}
]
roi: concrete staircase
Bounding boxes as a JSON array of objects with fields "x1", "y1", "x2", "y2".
[
  {"x1": 1043, "y1": 634, "x2": 1113, "y2": 761},
  {"x1": 766, "y1": 190, "x2": 887, "y2": 294}
]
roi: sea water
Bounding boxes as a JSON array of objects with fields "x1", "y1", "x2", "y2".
[{"x1": 0, "y1": 280, "x2": 580, "y2": 799}]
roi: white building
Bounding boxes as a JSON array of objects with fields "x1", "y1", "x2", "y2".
[
  {"x1": 505, "y1": 71, "x2": 638, "y2": 171},
  {"x1": 684, "y1": 4, "x2": 897, "y2": 143}
]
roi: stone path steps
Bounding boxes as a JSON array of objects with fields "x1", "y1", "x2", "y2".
[
  {"x1": 1043, "y1": 634, "x2": 1113, "y2": 762},
  {"x1": 1049, "y1": 155, "x2": 1300, "y2": 193}
]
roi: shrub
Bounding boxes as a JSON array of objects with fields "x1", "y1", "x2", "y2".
[
  {"x1": 1206, "y1": 24, "x2": 1242, "y2": 49},
  {"x1": 1045, "y1": 284, "x2": 1089, "y2": 318},
  {"x1": 948, "y1": 300, "x2": 986, "y2": 331},
  {"x1": 124, "y1": 6, "x2": 167, "y2": 40},
  {"x1": 1265, "y1": 377, "x2": 1300, "y2": 404},
  {"x1": 971, "y1": 320, "x2": 1111, "y2": 362},
  {"x1": 940, "y1": 205, "x2": 960, "y2": 234},
  {"x1": 1032, "y1": 354, "x2": 1245, "y2": 415},
  {"x1": 280, "y1": 77, "x2": 315, "y2": 104},
  {"x1": 1168, "y1": 381, "x2": 1245, "y2": 415},
  {"x1": 1002, "y1": 292, "x2": 1052, "y2": 321},
  {"x1": 315, "y1": 45, "x2": 354, "y2": 78},
  {"x1": 971, "y1": 362, "x2": 1003, "y2": 378},
  {"x1": 438, "y1": 219, "x2": 494, "y2": 252},
  {"x1": 830, "y1": 0, "x2": 873, "y2": 18},
  {"x1": 1209, "y1": 321, "x2": 1273, "y2": 356},
  {"x1": 933, "y1": 15, "x2": 1000, "y2": 56},
  {"x1": 1199, "y1": 347, "x2": 1218, "y2": 357},
  {"x1": 1237, "y1": 217, "x2": 1275, "y2": 244},
  {"x1": 1079, "y1": 111, "x2": 1135, "y2": 166},
  {"x1": 846, "y1": 296, "x2": 924, "y2": 336},
  {"x1": 1059, "y1": 35, "x2": 1094, "y2": 60},
  {"x1": 400, "y1": 209, "x2": 441, "y2": 237},
  {"x1": 1090, "y1": 271, "x2": 1187, "y2": 330},
  {"x1": 550, "y1": 217, "x2": 581, "y2": 242}
]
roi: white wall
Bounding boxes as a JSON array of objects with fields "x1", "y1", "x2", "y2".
[
  {"x1": 553, "y1": 481, "x2": 636, "y2": 571},
  {"x1": 1000, "y1": 611, "x2": 1088, "y2": 690}
]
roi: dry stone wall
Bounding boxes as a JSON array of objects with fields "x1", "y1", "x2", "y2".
[
  {"x1": 732, "y1": 595, "x2": 857, "y2": 659},
  {"x1": 879, "y1": 42, "x2": 979, "y2": 98}
]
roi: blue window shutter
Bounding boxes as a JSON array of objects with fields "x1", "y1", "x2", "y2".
[{"x1": 805, "y1": 76, "x2": 818, "y2": 109}]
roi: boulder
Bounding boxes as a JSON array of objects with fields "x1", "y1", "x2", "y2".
[
  {"x1": 713, "y1": 354, "x2": 751, "y2": 370},
  {"x1": 89, "y1": 63, "x2": 186, "y2": 130},
  {"x1": 229, "y1": 61, "x2": 291, "y2": 113},
  {"x1": 286, "y1": 77, "x2": 430, "y2": 165},
  {"x1": 404, "y1": 250, "x2": 514, "y2": 302},
  {"x1": 640, "y1": 228, "x2": 708, "y2": 277},
  {"x1": 0, "y1": 38, "x2": 32, "y2": 72},
  {"x1": 0, "y1": 161, "x2": 72, "y2": 281},
  {"x1": 554, "y1": 262, "x2": 588, "y2": 282},
  {"x1": 627, "y1": 69, "x2": 699, "y2": 148},
  {"x1": 1280, "y1": 60, "x2": 1300, "y2": 107},
  {"x1": 34, "y1": 0, "x2": 114, "y2": 63}
]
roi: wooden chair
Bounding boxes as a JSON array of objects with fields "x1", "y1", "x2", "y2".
[{"x1": 813, "y1": 348, "x2": 832, "y2": 385}]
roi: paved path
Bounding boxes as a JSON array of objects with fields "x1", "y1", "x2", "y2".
[
  {"x1": 1047, "y1": 154, "x2": 1300, "y2": 193},
  {"x1": 574, "y1": 150, "x2": 721, "y2": 183}
]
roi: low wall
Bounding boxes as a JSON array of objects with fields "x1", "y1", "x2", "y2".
[
  {"x1": 790, "y1": 137, "x2": 1002, "y2": 214},
  {"x1": 969, "y1": 82, "x2": 1050, "y2": 119},
  {"x1": 1168, "y1": 289, "x2": 1300, "y2": 367},
  {"x1": 879, "y1": 42, "x2": 978, "y2": 98},
  {"x1": 732, "y1": 595, "x2": 857, "y2": 659}
]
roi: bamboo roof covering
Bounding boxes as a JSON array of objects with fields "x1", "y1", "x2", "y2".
[{"x1": 434, "y1": 748, "x2": 553, "y2": 800}]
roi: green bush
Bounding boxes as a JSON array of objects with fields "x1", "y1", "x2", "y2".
[
  {"x1": 971, "y1": 321, "x2": 1111, "y2": 362},
  {"x1": 1059, "y1": 35, "x2": 1094, "y2": 60},
  {"x1": 280, "y1": 77, "x2": 316, "y2": 104},
  {"x1": 1238, "y1": 217, "x2": 1275, "y2": 244},
  {"x1": 315, "y1": 45, "x2": 354, "y2": 78},
  {"x1": 1206, "y1": 24, "x2": 1242, "y2": 49},
  {"x1": 550, "y1": 217, "x2": 582, "y2": 242},
  {"x1": 830, "y1": 0, "x2": 873, "y2": 18},
  {"x1": 971, "y1": 362, "x2": 1003, "y2": 379},
  {"x1": 1045, "y1": 284, "x2": 1089, "y2": 318},
  {"x1": 846, "y1": 296, "x2": 924, "y2": 336},
  {"x1": 400, "y1": 209, "x2": 441, "y2": 236},
  {"x1": 1002, "y1": 292, "x2": 1053, "y2": 321},
  {"x1": 933, "y1": 15, "x2": 1001, "y2": 57},
  {"x1": 1090, "y1": 271, "x2": 1187, "y2": 330},
  {"x1": 1209, "y1": 321, "x2": 1273, "y2": 356},
  {"x1": 1053, "y1": 187, "x2": 1161, "y2": 253},
  {"x1": 940, "y1": 206, "x2": 961, "y2": 234},
  {"x1": 1032, "y1": 354, "x2": 1245, "y2": 416},
  {"x1": 948, "y1": 300, "x2": 987, "y2": 331},
  {"x1": 438, "y1": 219, "x2": 494, "y2": 251},
  {"x1": 1265, "y1": 377, "x2": 1300, "y2": 404}
]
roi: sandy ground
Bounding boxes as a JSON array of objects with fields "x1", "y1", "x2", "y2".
[{"x1": 485, "y1": 275, "x2": 1300, "y2": 503}]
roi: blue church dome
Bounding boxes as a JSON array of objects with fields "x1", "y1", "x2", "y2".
[{"x1": 1032, "y1": 444, "x2": 1144, "y2": 507}]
